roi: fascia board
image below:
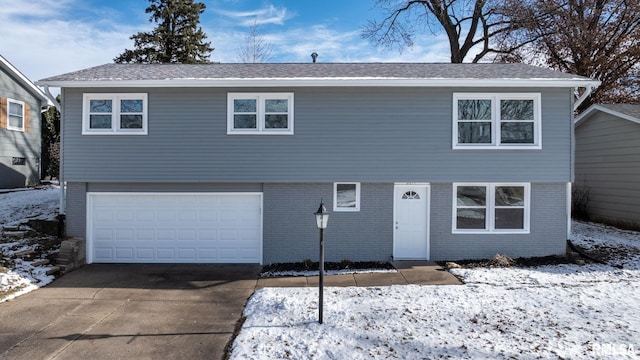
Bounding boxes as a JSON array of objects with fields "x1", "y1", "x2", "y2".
[{"x1": 36, "y1": 78, "x2": 601, "y2": 88}]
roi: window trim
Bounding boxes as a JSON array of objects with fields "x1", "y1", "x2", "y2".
[
  {"x1": 333, "y1": 182, "x2": 361, "y2": 212},
  {"x1": 82, "y1": 93, "x2": 148, "y2": 135},
  {"x1": 227, "y1": 92, "x2": 294, "y2": 135},
  {"x1": 6, "y1": 98, "x2": 25, "y2": 132},
  {"x1": 453, "y1": 93, "x2": 542, "y2": 150},
  {"x1": 452, "y1": 182, "x2": 530, "y2": 234}
]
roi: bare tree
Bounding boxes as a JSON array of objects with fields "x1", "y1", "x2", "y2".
[
  {"x1": 362, "y1": 0, "x2": 527, "y2": 63},
  {"x1": 236, "y1": 19, "x2": 274, "y2": 63},
  {"x1": 502, "y1": 0, "x2": 640, "y2": 107}
]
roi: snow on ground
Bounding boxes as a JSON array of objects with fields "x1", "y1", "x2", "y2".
[
  {"x1": 0, "y1": 186, "x2": 59, "y2": 227},
  {"x1": 231, "y1": 221, "x2": 640, "y2": 359},
  {"x1": 0, "y1": 186, "x2": 60, "y2": 302},
  {"x1": 261, "y1": 268, "x2": 397, "y2": 278}
]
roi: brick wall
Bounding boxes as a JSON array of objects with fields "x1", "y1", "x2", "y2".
[
  {"x1": 263, "y1": 183, "x2": 393, "y2": 264},
  {"x1": 430, "y1": 183, "x2": 567, "y2": 261},
  {"x1": 65, "y1": 182, "x2": 86, "y2": 238}
]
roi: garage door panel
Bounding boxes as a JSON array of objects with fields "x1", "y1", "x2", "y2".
[
  {"x1": 198, "y1": 248, "x2": 217, "y2": 260},
  {"x1": 136, "y1": 248, "x2": 155, "y2": 260},
  {"x1": 115, "y1": 248, "x2": 134, "y2": 260},
  {"x1": 157, "y1": 230, "x2": 176, "y2": 241},
  {"x1": 135, "y1": 229, "x2": 155, "y2": 241},
  {"x1": 115, "y1": 229, "x2": 134, "y2": 240},
  {"x1": 88, "y1": 193, "x2": 262, "y2": 263}
]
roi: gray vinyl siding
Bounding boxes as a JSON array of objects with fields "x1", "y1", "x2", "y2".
[
  {"x1": 575, "y1": 113, "x2": 640, "y2": 224},
  {"x1": 0, "y1": 68, "x2": 42, "y2": 188},
  {"x1": 61, "y1": 87, "x2": 573, "y2": 183},
  {"x1": 68, "y1": 181, "x2": 566, "y2": 262},
  {"x1": 430, "y1": 183, "x2": 567, "y2": 261},
  {"x1": 262, "y1": 183, "x2": 393, "y2": 264}
]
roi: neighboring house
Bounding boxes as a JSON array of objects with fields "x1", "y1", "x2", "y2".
[
  {"x1": 37, "y1": 63, "x2": 598, "y2": 264},
  {"x1": 0, "y1": 55, "x2": 51, "y2": 189},
  {"x1": 574, "y1": 104, "x2": 640, "y2": 227}
]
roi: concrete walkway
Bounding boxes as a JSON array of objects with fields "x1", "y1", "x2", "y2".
[{"x1": 257, "y1": 261, "x2": 461, "y2": 288}]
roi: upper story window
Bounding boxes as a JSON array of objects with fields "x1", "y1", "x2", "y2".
[
  {"x1": 82, "y1": 93, "x2": 148, "y2": 135},
  {"x1": 7, "y1": 99, "x2": 25, "y2": 132},
  {"x1": 227, "y1": 93, "x2": 294, "y2": 135},
  {"x1": 453, "y1": 183, "x2": 530, "y2": 234},
  {"x1": 453, "y1": 93, "x2": 541, "y2": 149}
]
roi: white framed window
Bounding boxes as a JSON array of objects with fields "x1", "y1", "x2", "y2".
[
  {"x1": 82, "y1": 93, "x2": 148, "y2": 135},
  {"x1": 7, "y1": 99, "x2": 25, "y2": 132},
  {"x1": 334, "y1": 182, "x2": 360, "y2": 212},
  {"x1": 453, "y1": 183, "x2": 530, "y2": 234},
  {"x1": 227, "y1": 93, "x2": 294, "y2": 135},
  {"x1": 453, "y1": 93, "x2": 541, "y2": 149}
]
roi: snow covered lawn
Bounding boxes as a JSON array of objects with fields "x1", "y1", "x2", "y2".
[
  {"x1": 0, "y1": 186, "x2": 60, "y2": 302},
  {"x1": 231, "y1": 221, "x2": 640, "y2": 359}
]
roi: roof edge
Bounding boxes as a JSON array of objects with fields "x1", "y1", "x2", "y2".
[
  {"x1": 36, "y1": 77, "x2": 600, "y2": 88},
  {"x1": 575, "y1": 104, "x2": 640, "y2": 127},
  {"x1": 0, "y1": 55, "x2": 52, "y2": 105}
]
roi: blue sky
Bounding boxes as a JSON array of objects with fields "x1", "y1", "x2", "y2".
[{"x1": 0, "y1": 0, "x2": 450, "y2": 82}]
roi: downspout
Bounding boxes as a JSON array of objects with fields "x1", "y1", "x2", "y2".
[
  {"x1": 573, "y1": 84, "x2": 593, "y2": 112},
  {"x1": 44, "y1": 85, "x2": 64, "y2": 215},
  {"x1": 43, "y1": 85, "x2": 60, "y2": 112},
  {"x1": 569, "y1": 83, "x2": 596, "y2": 238}
]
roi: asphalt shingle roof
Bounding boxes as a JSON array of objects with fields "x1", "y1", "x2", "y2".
[
  {"x1": 597, "y1": 103, "x2": 640, "y2": 121},
  {"x1": 38, "y1": 62, "x2": 591, "y2": 83}
]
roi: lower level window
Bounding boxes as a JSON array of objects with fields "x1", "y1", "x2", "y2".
[
  {"x1": 334, "y1": 182, "x2": 360, "y2": 211},
  {"x1": 453, "y1": 183, "x2": 530, "y2": 233}
]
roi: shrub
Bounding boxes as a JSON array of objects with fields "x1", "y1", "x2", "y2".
[{"x1": 572, "y1": 185, "x2": 591, "y2": 220}]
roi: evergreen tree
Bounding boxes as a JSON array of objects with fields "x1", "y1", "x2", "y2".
[
  {"x1": 41, "y1": 98, "x2": 60, "y2": 180},
  {"x1": 114, "y1": 0, "x2": 213, "y2": 64}
]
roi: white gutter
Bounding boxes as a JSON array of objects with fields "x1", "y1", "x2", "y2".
[
  {"x1": 573, "y1": 84, "x2": 594, "y2": 111},
  {"x1": 36, "y1": 78, "x2": 601, "y2": 89},
  {"x1": 43, "y1": 85, "x2": 61, "y2": 112}
]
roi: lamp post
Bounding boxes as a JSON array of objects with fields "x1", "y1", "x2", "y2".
[{"x1": 314, "y1": 200, "x2": 329, "y2": 324}]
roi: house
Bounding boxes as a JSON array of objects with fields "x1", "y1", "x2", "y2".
[
  {"x1": 574, "y1": 104, "x2": 640, "y2": 228},
  {"x1": 36, "y1": 63, "x2": 598, "y2": 264},
  {"x1": 0, "y1": 55, "x2": 51, "y2": 189}
]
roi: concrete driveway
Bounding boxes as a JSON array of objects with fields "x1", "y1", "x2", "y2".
[{"x1": 0, "y1": 264, "x2": 261, "y2": 360}]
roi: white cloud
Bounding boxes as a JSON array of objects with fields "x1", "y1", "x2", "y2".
[
  {"x1": 214, "y1": 4, "x2": 291, "y2": 26},
  {"x1": 0, "y1": 0, "x2": 73, "y2": 17},
  {"x1": 231, "y1": 24, "x2": 451, "y2": 63},
  {"x1": 0, "y1": 0, "x2": 145, "y2": 82}
]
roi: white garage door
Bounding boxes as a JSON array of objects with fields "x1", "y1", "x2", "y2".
[{"x1": 87, "y1": 193, "x2": 262, "y2": 264}]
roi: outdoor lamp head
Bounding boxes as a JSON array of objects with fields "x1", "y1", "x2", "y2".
[{"x1": 314, "y1": 201, "x2": 329, "y2": 229}]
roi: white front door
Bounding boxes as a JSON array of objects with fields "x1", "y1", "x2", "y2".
[{"x1": 393, "y1": 184, "x2": 430, "y2": 260}]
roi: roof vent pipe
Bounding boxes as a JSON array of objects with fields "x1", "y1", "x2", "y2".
[{"x1": 311, "y1": 52, "x2": 318, "y2": 63}]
